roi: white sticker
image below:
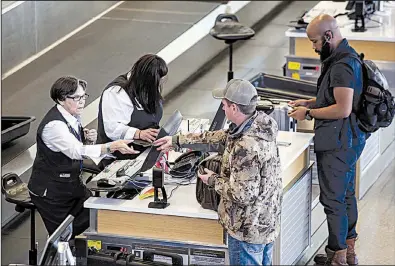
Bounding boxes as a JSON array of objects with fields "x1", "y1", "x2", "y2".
[
  {"x1": 153, "y1": 254, "x2": 173, "y2": 264},
  {"x1": 190, "y1": 249, "x2": 226, "y2": 265}
]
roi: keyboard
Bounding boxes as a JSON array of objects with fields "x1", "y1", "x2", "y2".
[{"x1": 93, "y1": 157, "x2": 145, "y2": 184}]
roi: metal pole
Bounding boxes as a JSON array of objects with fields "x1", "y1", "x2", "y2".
[
  {"x1": 58, "y1": 242, "x2": 67, "y2": 265},
  {"x1": 29, "y1": 209, "x2": 37, "y2": 265},
  {"x1": 228, "y1": 43, "x2": 234, "y2": 81},
  {"x1": 65, "y1": 242, "x2": 77, "y2": 265}
]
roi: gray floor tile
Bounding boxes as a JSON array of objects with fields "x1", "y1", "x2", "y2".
[
  {"x1": 248, "y1": 24, "x2": 291, "y2": 48},
  {"x1": 107, "y1": 8, "x2": 205, "y2": 25},
  {"x1": 271, "y1": 1, "x2": 320, "y2": 26},
  {"x1": 164, "y1": 88, "x2": 222, "y2": 120},
  {"x1": 176, "y1": 64, "x2": 253, "y2": 92},
  {"x1": 2, "y1": 235, "x2": 47, "y2": 265},
  {"x1": 258, "y1": 47, "x2": 290, "y2": 70},
  {"x1": 217, "y1": 44, "x2": 278, "y2": 69},
  {"x1": 120, "y1": 1, "x2": 218, "y2": 14},
  {"x1": 1, "y1": 211, "x2": 47, "y2": 238}
]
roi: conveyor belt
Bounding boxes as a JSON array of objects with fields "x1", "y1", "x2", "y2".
[{"x1": 1, "y1": 1, "x2": 220, "y2": 166}]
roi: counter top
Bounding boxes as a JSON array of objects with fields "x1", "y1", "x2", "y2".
[
  {"x1": 84, "y1": 131, "x2": 314, "y2": 220},
  {"x1": 285, "y1": 1, "x2": 395, "y2": 42}
]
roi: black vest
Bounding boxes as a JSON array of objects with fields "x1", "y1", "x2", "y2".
[
  {"x1": 97, "y1": 74, "x2": 163, "y2": 160},
  {"x1": 28, "y1": 106, "x2": 86, "y2": 199}
]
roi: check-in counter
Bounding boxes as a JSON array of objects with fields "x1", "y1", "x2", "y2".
[
  {"x1": 286, "y1": 1, "x2": 395, "y2": 62},
  {"x1": 84, "y1": 131, "x2": 314, "y2": 265}
]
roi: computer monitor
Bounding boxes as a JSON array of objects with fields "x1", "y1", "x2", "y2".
[
  {"x1": 346, "y1": 1, "x2": 356, "y2": 10},
  {"x1": 39, "y1": 215, "x2": 74, "y2": 265},
  {"x1": 139, "y1": 110, "x2": 183, "y2": 172}
]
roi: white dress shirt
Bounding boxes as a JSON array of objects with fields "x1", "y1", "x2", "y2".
[
  {"x1": 101, "y1": 85, "x2": 142, "y2": 141},
  {"x1": 42, "y1": 105, "x2": 103, "y2": 160}
]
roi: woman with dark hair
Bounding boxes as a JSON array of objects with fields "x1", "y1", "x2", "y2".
[
  {"x1": 28, "y1": 76, "x2": 138, "y2": 237},
  {"x1": 97, "y1": 54, "x2": 168, "y2": 165}
]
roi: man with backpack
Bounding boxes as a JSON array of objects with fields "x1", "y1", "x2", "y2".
[{"x1": 288, "y1": 14, "x2": 368, "y2": 265}]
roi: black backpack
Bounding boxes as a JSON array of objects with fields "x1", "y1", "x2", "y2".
[{"x1": 350, "y1": 53, "x2": 395, "y2": 133}]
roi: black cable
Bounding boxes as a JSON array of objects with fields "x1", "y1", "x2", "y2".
[
  {"x1": 167, "y1": 185, "x2": 180, "y2": 200},
  {"x1": 334, "y1": 12, "x2": 350, "y2": 18},
  {"x1": 121, "y1": 174, "x2": 151, "y2": 196},
  {"x1": 167, "y1": 180, "x2": 193, "y2": 200},
  {"x1": 367, "y1": 17, "x2": 383, "y2": 25}
]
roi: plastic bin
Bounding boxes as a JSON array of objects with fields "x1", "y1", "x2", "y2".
[
  {"x1": 2, "y1": 116, "x2": 36, "y2": 145},
  {"x1": 249, "y1": 72, "x2": 317, "y2": 100}
]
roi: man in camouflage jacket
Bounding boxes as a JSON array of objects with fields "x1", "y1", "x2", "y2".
[{"x1": 154, "y1": 79, "x2": 282, "y2": 265}]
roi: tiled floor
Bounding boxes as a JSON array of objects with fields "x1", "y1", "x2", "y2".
[{"x1": 3, "y1": 1, "x2": 394, "y2": 265}]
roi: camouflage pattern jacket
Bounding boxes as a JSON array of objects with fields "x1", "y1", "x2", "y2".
[{"x1": 177, "y1": 111, "x2": 282, "y2": 244}]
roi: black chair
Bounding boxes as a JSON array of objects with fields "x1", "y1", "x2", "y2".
[
  {"x1": 1, "y1": 173, "x2": 37, "y2": 265},
  {"x1": 209, "y1": 13, "x2": 255, "y2": 81},
  {"x1": 209, "y1": 13, "x2": 255, "y2": 131}
]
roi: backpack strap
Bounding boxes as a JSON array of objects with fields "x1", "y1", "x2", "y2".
[
  {"x1": 344, "y1": 53, "x2": 365, "y2": 139},
  {"x1": 333, "y1": 52, "x2": 362, "y2": 139}
]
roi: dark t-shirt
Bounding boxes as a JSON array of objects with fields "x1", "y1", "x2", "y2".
[
  {"x1": 328, "y1": 60, "x2": 367, "y2": 147},
  {"x1": 330, "y1": 63, "x2": 355, "y2": 89}
]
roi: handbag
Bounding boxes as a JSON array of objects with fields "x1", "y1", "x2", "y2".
[{"x1": 196, "y1": 154, "x2": 222, "y2": 211}]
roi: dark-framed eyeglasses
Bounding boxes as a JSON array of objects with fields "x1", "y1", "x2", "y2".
[
  {"x1": 66, "y1": 78, "x2": 88, "y2": 101},
  {"x1": 67, "y1": 93, "x2": 89, "y2": 102}
]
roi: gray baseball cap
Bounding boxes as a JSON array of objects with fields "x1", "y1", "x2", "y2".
[{"x1": 212, "y1": 79, "x2": 258, "y2": 105}]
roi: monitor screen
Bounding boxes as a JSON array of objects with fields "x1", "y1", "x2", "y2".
[
  {"x1": 39, "y1": 215, "x2": 74, "y2": 265},
  {"x1": 346, "y1": 1, "x2": 356, "y2": 10},
  {"x1": 139, "y1": 110, "x2": 183, "y2": 172}
]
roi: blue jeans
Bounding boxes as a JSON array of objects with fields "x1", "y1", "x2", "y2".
[
  {"x1": 316, "y1": 143, "x2": 365, "y2": 251},
  {"x1": 228, "y1": 235, "x2": 274, "y2": 265}
]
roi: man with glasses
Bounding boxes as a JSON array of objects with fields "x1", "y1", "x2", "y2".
[{"x1": 28, "y1": 76, "x2": 138, "y2": 238}]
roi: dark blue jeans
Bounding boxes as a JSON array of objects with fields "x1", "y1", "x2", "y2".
[
  {"x1": 316, "y1": 143, "x2": 365, "y2": 251},
  {"x1": 228, "y1": 235, "x2": 274, "y2": 265}
]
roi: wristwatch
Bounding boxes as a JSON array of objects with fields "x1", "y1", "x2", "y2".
[
  {"x1": 305, "y1": 109, "x2": 313, "y2": 120},
  {"x1": 106, "y1": 143, "x2": 112, "y2": 154},
  {"x1": 172, "y1": 135, "x2": 181, "y2": 150}
]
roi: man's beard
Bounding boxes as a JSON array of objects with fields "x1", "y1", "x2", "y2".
[{"x1": 315, "y1": 41, "x2": 331, "y2": 61}]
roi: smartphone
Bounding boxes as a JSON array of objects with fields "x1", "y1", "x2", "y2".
[
  {"x1": 278, "y1": 141, "x2": 291, "y2": 147},
  {"x1": 287, "y1": 103, "x2": 295, "y2": 109},
  {"x1": 287, "y1": 103, "x2": 295, "y2": 115},
  {"x1": 132, "y1": 139, "x2": 153, "y2": 147}
]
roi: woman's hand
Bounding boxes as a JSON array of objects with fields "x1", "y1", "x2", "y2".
[
  {"x1": 83, "y1": 128, "x2": 97, "y2": 144},
  {"x1": 135, "y1": 128, "x2": 160, "y2": 142},
  {"x1": 110, "y1": 140, "x2": 140, "y2": 154}
]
